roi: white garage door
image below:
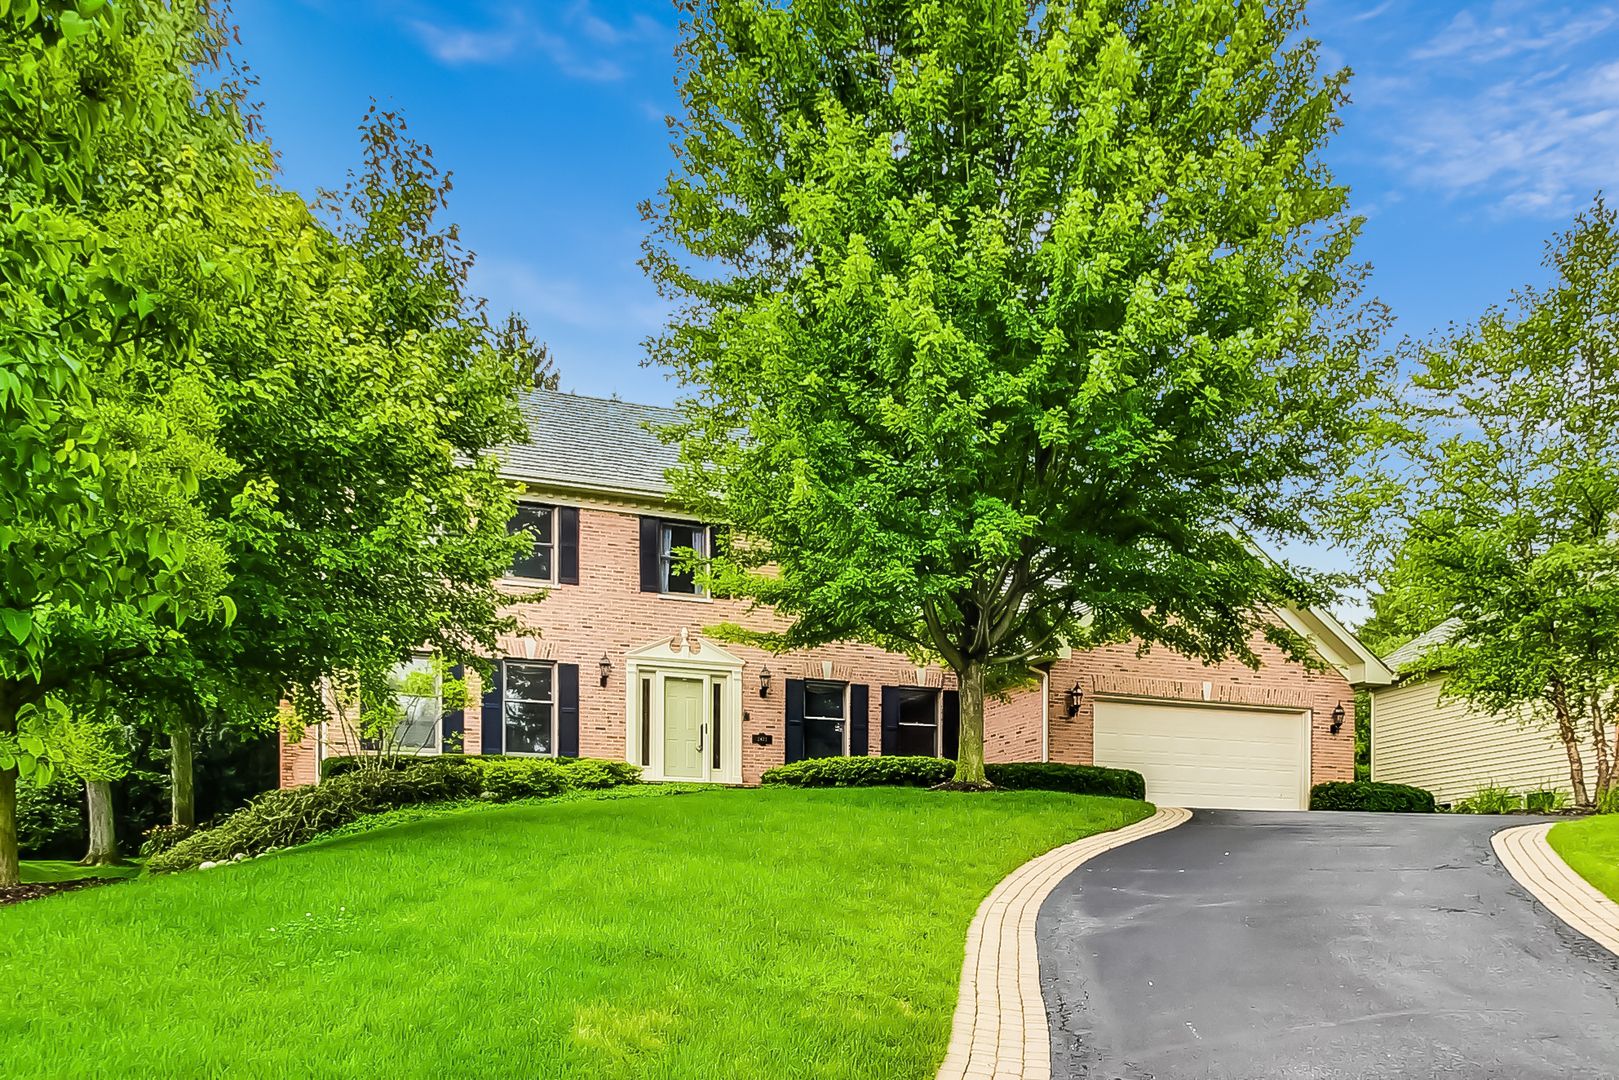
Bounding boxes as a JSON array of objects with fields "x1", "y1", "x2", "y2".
[{"x1": 1094, "y1": 700, "x2": 1310, "y2": 810}]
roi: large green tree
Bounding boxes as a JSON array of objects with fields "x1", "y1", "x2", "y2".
[
  {"x1": 646, "y1": 0, "x2": 1380, "y2": 783},
  {"x1": 1344, "y1": 198, "x2": 1619, "y2": 807}
]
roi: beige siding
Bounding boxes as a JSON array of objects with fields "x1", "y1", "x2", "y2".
[{"x1": 1370, "y1": 676, "x2": 1572, "y2": 805}]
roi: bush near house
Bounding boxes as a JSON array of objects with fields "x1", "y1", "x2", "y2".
[
  {"x1": 761, "y1": 757, "x2": 1146, "y2": 799},
  {"x1": 148, "y1": 758, "x2": 641, "y2": 871},
  {"x1": 318, "y1": 754, "x2": 640, "y2": 785},
  {"x1": 1310, "y1": 781, "x2": 1437, "y2": 813}
]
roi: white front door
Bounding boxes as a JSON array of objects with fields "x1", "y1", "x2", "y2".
[
  {"x1": 1093, "y1": 700, "x2": 1310, "y2": 810},
  {"x1": 663, "y1": 677, "x2": 705, "y2": 779}
]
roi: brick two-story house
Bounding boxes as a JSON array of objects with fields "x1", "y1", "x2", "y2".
[{"x1": 280, "y1": 390, "x2": 1392, "y2": 810}]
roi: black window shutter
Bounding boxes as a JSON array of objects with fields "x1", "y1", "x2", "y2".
[
  {"x1": 441, "y1": 664, "x2": 465, "y2": 754},
  {"x1": 848, "y1": 684, "x2": 869, "y2": 757},
  {"x1": 557, "y1": 662, "x2": 580, "y2": 758},
  {"x1": 639, "y1": 516, "x2": 661, "y2": 592},
  {"x1": 880, "y1": 687, "x2": 900, "y2": 756},
  {"x1": 784, "y1": 678, "x2": 806, "y2": 764},
  {"x1": 941, "y1": 690, "x2": 960, "y2": 760},
  {"x1": 558, "y1": 506, "x2": 580, "y2": 585},
  {"x1": 481, "y1": 660, "x2": 504, "y2": 756}
]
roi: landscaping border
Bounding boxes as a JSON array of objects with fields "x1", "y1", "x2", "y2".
[
  {"x1": 935, "y1": 805, "x2": 1191, "y2": 1080},
  {"x1": 1492, "y1": 822, "x2": 1619, "y2": 957}
]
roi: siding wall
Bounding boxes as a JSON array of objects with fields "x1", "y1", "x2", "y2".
[{"x1": 1370, "y1": 676, "x2": 1572, "y2": 805}]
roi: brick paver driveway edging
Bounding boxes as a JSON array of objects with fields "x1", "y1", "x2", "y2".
[
  {"x1": 1493, "y1": 821, "x2": 1619, "y2": 957},
  {"x1": 935, "y1": 806, "x2": 1191, "y2": 1080}
]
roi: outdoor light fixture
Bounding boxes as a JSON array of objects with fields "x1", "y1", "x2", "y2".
[
  {"x1": 1067, "y1": 683, "x2": 1083, "y2": 718},
  {"x1": 758, "y1": 665, "x2": 772, "y2": 698},
  {"x1": 1331, "y1": 702, "x2": 1346, "y2": 734},
  {"x1": 598, "y1": 653, "x2": 612, "y2": 687}
]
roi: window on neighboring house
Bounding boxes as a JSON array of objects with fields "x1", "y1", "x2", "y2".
[
  {"x1": 803, "y1": 680, "x2": 846, "y2": 759},
  {"x1": 661, "y1": 521, "x2": 706, "y2": 595},
  {"x1": 896, "y1": 689, "x2": 939, "y2": 756},
  {"x1": 508, "y1": 503, "x2": 554, "y2": 581},
  {"x1": 504, "y1": 660, "x2": 555, "y2": 755}
]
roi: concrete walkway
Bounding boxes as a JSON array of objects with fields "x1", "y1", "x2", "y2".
[{"x1": 1036, "y1": 811, "x2": 1619, "y2": 1079}]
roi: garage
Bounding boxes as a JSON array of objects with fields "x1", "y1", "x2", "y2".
[{"x1": 1093, "y1": 700, "x2": 1311, "y2": 810}]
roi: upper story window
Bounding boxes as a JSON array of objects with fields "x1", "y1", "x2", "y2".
[
  {"x1": 661, "y1": 521, "x2": 706, "y2": 594},
  {"x1": 508, "y1": 503, "x2": 554, "y2": 581},
  {"x1": 640, "y1": 516, "x2": 710, "y2": 596}
]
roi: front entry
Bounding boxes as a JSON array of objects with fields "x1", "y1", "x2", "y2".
[{"x1": 663, "y1": 677, "x2": 705, "y2": 779}]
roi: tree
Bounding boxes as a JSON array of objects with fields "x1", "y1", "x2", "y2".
[
  {"x1": 645, "y1": 0, "x2": 1380, "y2": 783},
  {"x1": 50, "y1": 704, "x2": 133, "y2": 866},
  {"x1": 1343, "y1": 197, "x2": 1619, "y2": 807},
  {"x1": 0, "y1": 2, "x2": 246, "y2": 885}
]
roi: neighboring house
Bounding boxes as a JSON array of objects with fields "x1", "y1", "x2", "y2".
[
  {"x1": 1369, "y1": 620, "x2": 1573, "y2": 806},
  {"x1": 281, "y1": 390, "x2": 1392, "y2": 810}
]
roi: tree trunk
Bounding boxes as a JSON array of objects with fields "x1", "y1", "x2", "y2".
[
  {"x1": 1549, "y1": 681, "x2": 1591, "y2": 807},
  {"x1": 951, "y1": 657, "x2": 989, "y2": 786},
  {"x1": 1591, "y1": 697, "x2": 1612, "y2": 799},
  {"x1": 171, "y1": 724, "x2": 196, "y2": 828},
  {"x1": 79, "y1": 780, "x2": 123, "y2": 866},
  {"x1": 0, "y1": 699, "x2": 18, "y2": 887}
]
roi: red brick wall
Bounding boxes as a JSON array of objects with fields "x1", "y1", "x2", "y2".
[{"x1": 280, "y1": 501, "x2": 1354, "y2": 789}]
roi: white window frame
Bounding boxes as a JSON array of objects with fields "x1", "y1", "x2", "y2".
[
  {"x1": 388, "y1": 654, "x2": 443, "y2": 757},
  {"x1": 804, "y1": 679, "x2": 851, "y2": 757},
  {"x1": 507, "y1": 502, "x2": 557, "y2": 584},
  {"x1": 659, "y1": 520, "x2": 708, "y2": 597},
  {"x1": 503, "y1": 659, "x2": 557, "y2": 757}
]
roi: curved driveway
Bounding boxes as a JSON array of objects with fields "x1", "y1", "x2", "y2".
[{"x1": 1036, "y1": 810, "x2": 1619, "y2": 1079}]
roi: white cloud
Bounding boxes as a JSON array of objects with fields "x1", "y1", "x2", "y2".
[
  {"x1": 470, "y1": 257, "x2": 669, "y2": 334},
  {"x1": 402, "y1": 2, "x2": 666, "y2": 80},
  {"x1": 1413, "y1": 4, "x2": 1619, "y2": 63}
]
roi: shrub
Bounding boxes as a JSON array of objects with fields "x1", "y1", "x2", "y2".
[
  {"x1": 148, "y1": 760, "x2": 484, "y2": 872},
  {"x1": 16, "y1": 776, "x2": 86, "y2": 858},
  {"x1": 1524, "y1": 789, "x2": 1567, "y2": 813},
  {"x1": 983, "y1": 762, "x2": 1146, "y2": 800},
  {"x1": 1600, "y1": 786, "x2": 1619, "y2": 814},
  {"x1": 760, "y1": 757, "x2": 1147, "y2": 799},
  {"x1": 1310, "y1": 781, "x2": 1436, "y2": 813},
  {"x1": 139, "y1": 823, "x2": 200, "y2": 858},
  {"x1": 319, "y1": 753, "x2": 643, "y2": 785},
  {"x1": 479, "y1": 759, "x2": 572, "y2": 801},
  {"x1": 761, "y1": 756, "x2": 954, "y2": 788},
  {"x1": 1453, "y1": 783, "x2": 1522, "y2": 814}
]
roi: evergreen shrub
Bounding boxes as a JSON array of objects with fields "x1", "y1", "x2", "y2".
[
  {"x1": 1309, "y1": 781, "x2": 1436, "y2": 813},
  {"x1": 760, "y1": 757, "x2": 1146, "y2": 799}
]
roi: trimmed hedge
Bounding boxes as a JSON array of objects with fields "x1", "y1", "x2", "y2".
[
  {"x1": 1309, "y1": 781, "x2": 1436, "y2": 813},
  {"x1": 150, "y1": 757, "x2": 642, "y2": 872},
  {"x1": 320, "y1": 753, "x2": 640, "y2": 785},
  {"x1": 760, "y1": 756, "x2": 1146, "y2": 799}
]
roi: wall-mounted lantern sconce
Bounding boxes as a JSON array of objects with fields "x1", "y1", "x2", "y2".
[
  {"x1": 598, "y1": 653, "x2": 613, "y2": 687},
  {"x1": 1330, "y1": 702, "x2": 1346, "y2": 735},
  {"x1": 758, "y1": 665, "x2": 772, "y2": 698},
  {"x1": 1066, "y1": 683, "x2": 1083, "y2": 718}
]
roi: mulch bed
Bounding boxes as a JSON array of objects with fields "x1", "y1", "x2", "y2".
[{"x1": 0, "y1": 877, "x2": 120, "y2": 907}]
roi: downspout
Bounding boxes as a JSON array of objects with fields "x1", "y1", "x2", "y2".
[{"x1": 1041, "y1": 668, "x2": 1049, "y2": 763}]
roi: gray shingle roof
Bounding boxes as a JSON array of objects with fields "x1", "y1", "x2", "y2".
[
  {"x1": 1381, "y1": 618, "x2": 1462, "y2": 674},
  {"x1": 502, "y1": 390, "x2": 681, "y2": 498}
]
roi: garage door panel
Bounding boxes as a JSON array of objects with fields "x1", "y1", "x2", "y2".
[{"x1": 1094, "y1": 701, "x2": 1309, "y2": 811}]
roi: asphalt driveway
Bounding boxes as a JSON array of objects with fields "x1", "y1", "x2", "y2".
[{"x1": 1037, "y1": 810, "x2": 1619, "y2": 1079}]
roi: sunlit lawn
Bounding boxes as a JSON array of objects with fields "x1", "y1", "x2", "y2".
[
  {"x1": 19, "y1": 860, "x2": 143, "y2": 883},
  {"x1": 1548, "y1": 812, "x2": 1619, "y2": 904},
  {"x1": 0, "y1": 786, "x2": 1149, "y2": 1079}
]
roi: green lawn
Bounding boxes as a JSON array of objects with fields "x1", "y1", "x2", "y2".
[
  {"x1": 19, "y1": 860, "x2": 143, "y2": 883},
  {"x1": 0, "y1": 786, "x2": 1149, "y2": 1079},
  {"x1": 1548, "y1": 813, "x2": 1619, "y2": 904}
]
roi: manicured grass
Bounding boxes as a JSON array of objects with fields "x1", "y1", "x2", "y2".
[
  {"x1": 0, "y1": 787, "x2": 1148, "y2": 1079},
  {"x1": 1548, "y1": 813, "x2": 1619, "y2": 904},
  {"x1": 19, "y1": 860, "x2": 142, "y2": 883}
]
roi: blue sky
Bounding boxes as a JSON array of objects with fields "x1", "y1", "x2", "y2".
[{"x1": 234, "y1": 1, "x2": 1619, "y2": 405}]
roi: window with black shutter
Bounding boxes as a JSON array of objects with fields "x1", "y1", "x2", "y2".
[
  {"x1": 638, "y1": 516, "x2": 711, "y2": 595},
  {"x1": 508, "y1": 503, "x2": 555, "y2": 581}
]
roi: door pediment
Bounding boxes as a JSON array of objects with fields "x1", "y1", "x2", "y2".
[{"x1": 626, "y1": 628, "x2": 744, "y2": 670}]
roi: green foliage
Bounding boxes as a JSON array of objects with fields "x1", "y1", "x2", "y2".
[
  {"x1": 1524, "y1": 789, "x2": 1567, "y2": 813},
  {"x1": 1309, "y1": 781, "x2": 1436, "y2": 813},
  {"x1": 1600, "y1": 786, "x2": 1619, "y2": 815},
  {"x1": 982, "y1": 762, "x2": 1146, "y2": 801},
  {"x1": 16, "y1": 776, "x2": 84, "y2": 858},
  {"x1": 760, "y1": 757, "x2": 1145, "y2": 799},
  {"x1": 319, "y1": 754, "x2": 642, "y2": 787},
  {"x1": 761, "y1": 756, "x2": 954, "y2": 788},
  {"x1": 147, "y1": 760, "x2": 485, "y2": 871},
  {"x1": 1341, "y1": 197, "x2": 1619, "y2": 807},
  {"x1": 1451, "y1": 783, "x2": 1522, "y2": 815},
  {"x1": 138, "y1": 823, "x2": 198, "y2": 858},
  {"x1": 479, "y1": 760, "x2": 573, "y2": 801},
  {"x1": 1353, "y1": 689, "x2": 1371, "y2": 782},
  {"x1": 648, "y1": 0, "x2": 1383, "y2": 783}
]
